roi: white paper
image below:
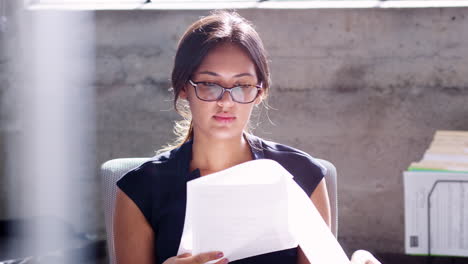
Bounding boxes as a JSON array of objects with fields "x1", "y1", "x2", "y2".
[{"x1": 177, "y1": 159, "x2": 350, "y2": 263}]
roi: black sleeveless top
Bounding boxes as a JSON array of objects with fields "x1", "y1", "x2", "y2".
[{"x1": 116, "y1": 134, "x2": 325, "y2": 264}]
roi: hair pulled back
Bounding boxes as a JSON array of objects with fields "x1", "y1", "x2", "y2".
[{"x1": 167, "y1": 10, "x2": 270, "y2": 150}]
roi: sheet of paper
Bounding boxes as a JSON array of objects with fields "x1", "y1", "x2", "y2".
[
  {"x1": 177, "y1": 159, "x2": 350, "y2": 264},
  {"x1": 286, "y1": 176, "x2": 350, "y2": 263}
]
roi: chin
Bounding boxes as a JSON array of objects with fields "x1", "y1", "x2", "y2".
[
  {"x1": 209, "y1": 131, "x2": 242, "y2": 141},
  {"x1": 206, "y1": 127, "x2": 244, "y2": 141},
  {"x1": 193, "y1": 120, "x2": 246, "y2": 141}
]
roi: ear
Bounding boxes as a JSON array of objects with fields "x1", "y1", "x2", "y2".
[
  {"x1": 254, "y1": 89, "x2": 264, "y2": 105},
  {"x1": 179, "y1": 87, "x2": 188, "y2": 100}
]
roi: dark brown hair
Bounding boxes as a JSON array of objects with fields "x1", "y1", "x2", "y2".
[{"x1": 164, "y1": 10, "x2": 270, "y2": 151}]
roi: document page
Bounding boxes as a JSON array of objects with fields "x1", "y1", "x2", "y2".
[{"x1": 178, "y1": 159, "x2": 350, "y2": 264}]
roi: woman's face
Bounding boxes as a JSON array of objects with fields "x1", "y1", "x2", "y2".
[{"x1": 180, "y1": 43, "x2": 262, "y2": 141}]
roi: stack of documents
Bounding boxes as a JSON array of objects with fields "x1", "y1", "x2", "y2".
[
  {"x1": 404, "y1": 130, "x2": 468, "y2": 257},
  {"x1": 408, "y1": 130, "x2": 468, "y2": 173},
  {"x1": 177, "y1": 159, "x2": 350, "y2": 263}
]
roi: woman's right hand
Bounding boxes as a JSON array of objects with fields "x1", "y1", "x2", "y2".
[
  {"x1": 163, "y1": 251, "x2": 229, "y2": 264},
  {"x1": 350, "y1": 250, "x2": 381, "y2": 264}
]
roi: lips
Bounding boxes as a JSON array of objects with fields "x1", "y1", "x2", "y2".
[{"x1": 213, "y1": 115, "x2": 236, "y2": 123}]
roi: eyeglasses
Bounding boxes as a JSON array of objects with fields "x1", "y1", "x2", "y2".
[{"x1": 188, "y1": 80, "x2": 262, "y2": 104}]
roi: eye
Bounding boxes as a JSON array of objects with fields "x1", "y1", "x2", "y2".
[
  {"x1": 235, "y1": 83, "x2": 254, "y2": 88},
  {"x1": 199, "y1": 82, "x2": 217, "y2": 87}
]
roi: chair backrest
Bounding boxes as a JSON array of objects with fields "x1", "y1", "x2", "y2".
[
  {"x1": 101, "y1": 158, "x2": 338, "y2": 264},
  {"x1": 101, "y1": 158, "x2": 149, "y2": 264},
  {"x1": 315, "y1": 158, "x2": 338, "y2": 237}
]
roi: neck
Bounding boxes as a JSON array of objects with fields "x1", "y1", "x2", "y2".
[{"x1": 190, "y1": 133, "x2": 253, "y2": 175}]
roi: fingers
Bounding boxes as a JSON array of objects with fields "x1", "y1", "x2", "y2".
[
  {"x1": 177, "y1": 253, "x2": 192, "y2": 258},
  {"x1": 192, "y1": 251, "x2": 225, "y2": 264},
  {"x1": 178, "y1": 251, "x2": 227, "y2": 264},
  {"x1": 350, "y1": 250, "x2": 381, "y2": 264},
  {"x1": 213, "y1": 257, "x2": 229, "y2": 264}
]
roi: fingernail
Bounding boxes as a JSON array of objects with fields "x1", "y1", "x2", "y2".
[
  {"x1": 217, "y1": 252, "x2": 224, "y2": 258},
  {"x1": 223, "y1": 259, "x2": 229, "y2": 264}
]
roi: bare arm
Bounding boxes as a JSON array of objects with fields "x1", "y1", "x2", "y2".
[
  {"x1": 310, "y1": 178, "x2": 332, "y2": 228},
  {"x1": 114, "y1": 189, "x2": 229, "y2": 264},
  {"x1": 114, "y1": 188, "x2": 155, "y2": 264},
  {"x1": 297, "y1": 178, "x2": 331, "y2": 264}
]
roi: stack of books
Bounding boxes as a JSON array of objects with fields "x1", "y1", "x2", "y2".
[
  {"x1": 408, "y1": 130, "x2": 468, "y2": 173},
  {"x1": 404, "y1": 130, "x2": 468, "y2": 257}
]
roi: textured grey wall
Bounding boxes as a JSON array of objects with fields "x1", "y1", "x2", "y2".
[{"x1": 1, "y1": 7, "x2": 468, "y2": 256}]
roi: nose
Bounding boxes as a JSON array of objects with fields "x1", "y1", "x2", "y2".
[{"x1": 217, "y1": 89, "x2": 235, "y2": 107}]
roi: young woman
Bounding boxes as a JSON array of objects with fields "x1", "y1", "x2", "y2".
[{"x1": 114, "y1": 11, "x2": 379, "y2": 264}]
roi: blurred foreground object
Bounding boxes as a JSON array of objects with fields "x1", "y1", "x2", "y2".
[{"x1": 3, "y1": 6, "x2": 96, "y2": 263}]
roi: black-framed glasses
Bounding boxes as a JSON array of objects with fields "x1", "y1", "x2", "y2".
[{"x1": 188, "y1": 80, "x2": 262, "y2": 104}]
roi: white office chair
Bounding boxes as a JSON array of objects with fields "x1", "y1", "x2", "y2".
[{"x1": 101, "y1": 158, "x2": 338, "y2": 264}]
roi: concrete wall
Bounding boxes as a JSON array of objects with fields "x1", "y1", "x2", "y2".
[{"x1": 1, "y1": 7, "x2": 468, "y2": 256}]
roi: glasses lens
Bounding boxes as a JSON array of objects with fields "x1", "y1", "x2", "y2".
[
  {"x1": 231, "y1": 86, "x2": 258, "y2": 103},
  {"x1": 195, "y1": 83, "x2": 223, "y2": 101}
]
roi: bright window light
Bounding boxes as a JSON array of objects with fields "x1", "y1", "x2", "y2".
[
  {"x1": 25, "y1": 0, "x2": 147, "y2": 10},
  {"x1": 29, "y1": 0, "x2": 146, "y2": 3},
  {"x1": 25, "y1": 1, "x2": 468, "y2": 12}
]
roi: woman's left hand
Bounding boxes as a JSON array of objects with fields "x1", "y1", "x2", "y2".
[{"x1": 350, "y1": 250, "x2": 381, "y2": 264}]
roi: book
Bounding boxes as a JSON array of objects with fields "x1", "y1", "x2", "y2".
[{"x1": 408, "y1": 130, "x2": 468, "y2": 172}]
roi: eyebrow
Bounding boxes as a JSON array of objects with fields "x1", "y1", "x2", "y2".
[{"x1": 197, "y1": 71, "x2": 254, "y2": 78}]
